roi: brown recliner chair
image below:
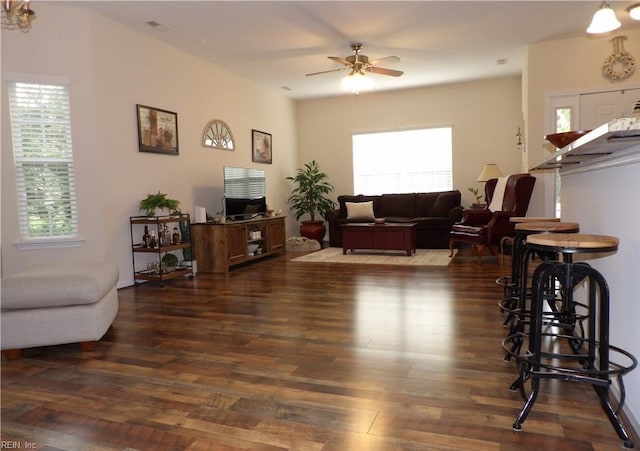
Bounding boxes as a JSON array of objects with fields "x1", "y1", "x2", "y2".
[{"x1": 449, "y1": 173, "x2": 536, "y2": 263}]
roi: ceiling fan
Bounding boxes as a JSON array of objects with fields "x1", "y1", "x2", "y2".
[{"x1": 306, "y1": 43, "x2": 404, "y2": 78}]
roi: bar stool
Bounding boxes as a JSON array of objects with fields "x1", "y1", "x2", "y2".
[
  {"x1": 509, "y1": 233, "x2": 637, "y2": 449},
  {"x1": 498, "y1": 221, "x2": 579, "y2": 349},
  {"x1": 498, "y1": 217, "x2": 561, "y2": 266},
  {"x1": 496, "y1": 217, "x2": 561, "y2": 298}
]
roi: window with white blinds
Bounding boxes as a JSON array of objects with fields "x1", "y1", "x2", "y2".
[
  {"x1": 7, "y1": 81, "x2": 79, "y2": 241},
  {"x1": 352, "y1": 127, "x2": 453, "y2": 195}
]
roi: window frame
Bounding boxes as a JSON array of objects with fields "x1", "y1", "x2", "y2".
[
  {"x1": 352, "y1": 126, "x2": 453, "y2": 195},
  {"x1": 6, "y1": 74, "x2": 82, "y2": 249}
]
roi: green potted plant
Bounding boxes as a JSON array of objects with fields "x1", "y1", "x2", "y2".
[
  {"x1": 467, "y1": 186, "x2": 484, "y2": 206},
  {"x1": 286, "y1": 160, "x2": 336, "y2": 243},
  {"x1": 139, "y1": 191, "x2": 181, "y2": 216}
]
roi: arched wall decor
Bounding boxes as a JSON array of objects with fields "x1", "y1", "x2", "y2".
[{"x1": 202, "y1": 119, "x2": 235, "y2": 150}]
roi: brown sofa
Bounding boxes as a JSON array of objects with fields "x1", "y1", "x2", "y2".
[{"x1": 325, "y1": 190, "x2": 463, "y2": 249}]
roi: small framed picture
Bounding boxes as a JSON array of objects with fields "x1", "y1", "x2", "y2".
[
  {"x1": 136, "y1": 104, "x2": 179, "y2": 155},
  {"x1": 252, "y1": 129, "x2": 272, "y2": 164}
]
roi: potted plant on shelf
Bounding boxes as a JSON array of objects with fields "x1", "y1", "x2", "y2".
[
  {"x1": 286, "y1": 160, "x2": 336, "y2": 243},
  {"x1": 139, "y1": 191, "x2": 181, "y2": 216},
  {"x1": 138, "y1": 191, "x2": 193, "y2": 263}
]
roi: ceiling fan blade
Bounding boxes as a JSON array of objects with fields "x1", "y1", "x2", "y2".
[
  {"x1": 367, "y1": 66, "x2": 404, "y2": 77},
  {"x1": 328, "y1": 56, "x2": 352, "y2": 66},
  {"x1": 308, "y1": 46, "x2": 404, "y2": 79},
  {"x1": 368, "y1": 56, "x2": 400, "y2": 66},
  {"x1": 305, "y1": 67, "x2": 347, "y2": 77}
]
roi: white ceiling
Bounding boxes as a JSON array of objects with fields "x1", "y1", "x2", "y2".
[{"x1": 61, "y1": 1, "x2": 640, "y2": 99}]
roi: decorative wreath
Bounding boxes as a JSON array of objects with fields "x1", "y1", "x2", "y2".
[{"x1": 602, "y1": 51, "x2": 636, "y2": 80}]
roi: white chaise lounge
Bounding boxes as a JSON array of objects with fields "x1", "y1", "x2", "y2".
[{"x1": 1, "y1": 261, "x2": 119, "y2": 359}]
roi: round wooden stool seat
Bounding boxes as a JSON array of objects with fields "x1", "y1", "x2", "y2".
[
  {"x1": 515, "y1": 221, "x2": 579, "y2": 233},
  {"x1": 510, "y1": 216, "x2": 561, "y2": 223},
  {"x1": 527, "y1": 233, "x2": 618, "y2": 253}
]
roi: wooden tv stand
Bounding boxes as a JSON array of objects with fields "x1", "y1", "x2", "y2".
[{"x1": 191, "y1": 216, "x2": 286, "y2": 273}]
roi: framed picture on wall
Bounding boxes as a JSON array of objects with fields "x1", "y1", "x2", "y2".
[
  {"x1": 136, "y1": 104, "x2": 179, "y2": 155},
  {"x1": 251, "y1": 129, "x2": 272, "y2": 164}
]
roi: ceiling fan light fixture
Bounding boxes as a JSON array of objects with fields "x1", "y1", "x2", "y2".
[
  {"x1": 307, "y1": 42, "x2": 400, "y2": 95},
  {"x1": 1, "y1": 0, "x2": 35, "y2": 32},
  {"x1": 341, "y1": 71, "x2": 373, "y2": 95},
  {"x1": 587, "y1": 1, "x2": 621, "y2": 34},
  {"x1": 628, "y1": 3, "x2": 640, "y2": 20}
]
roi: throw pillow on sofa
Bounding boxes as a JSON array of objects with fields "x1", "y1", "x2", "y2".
[
  {"x1": 338, "y1": 195, "x2": 379, "y2": 218},
  {"x1": 346, "y1": 201, "x2": 375, "y2": 220}
]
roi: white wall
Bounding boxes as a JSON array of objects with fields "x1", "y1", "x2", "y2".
[
  {"x1": 1, "y1": 3, "x2": 299, "y2": 286},
  {"x1": 561, "y1": 161, "x2": 640, "y2": 435},
  {"x1": 296, "y1": 76, "x2": 525, "y2": 207},
  {"x1": 525, "y1": 28, "x2": 640, "y2": 217}
]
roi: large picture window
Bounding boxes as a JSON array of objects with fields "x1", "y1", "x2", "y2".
[
  {"x1": 352, "y1": 127, "x2": 453, "y2": 195},
  {"x1": 7, "y1": 80, "x2": 79, "y2": 242}
]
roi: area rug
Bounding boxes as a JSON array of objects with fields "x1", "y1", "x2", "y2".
[{"x1": 292, "y1": 247, "x2": 456, "y2": 267}]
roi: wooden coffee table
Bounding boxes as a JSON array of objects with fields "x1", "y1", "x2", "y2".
[{"x1": 342, "y1": 223, "x2": 417, "y2": 256}]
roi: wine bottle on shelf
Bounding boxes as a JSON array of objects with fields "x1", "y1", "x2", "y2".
[
  {"x1": 142, "y1": 226, "x2": 151, "y2": 248},
  {"x1": 172, "y1": 227, "x2": 180, "y2": 245},
  {"x1": 163, "y1": 225, "x2": 170, "y2": 246},
  {"x1": 150, "y1": 230, "x2": 157, "y2": 248}
]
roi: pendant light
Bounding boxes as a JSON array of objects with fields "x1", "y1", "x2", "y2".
[
  {"x1": 628, "y1": 3, "x2": 640, "y2": 20},
  {"x1": 587, "y1": 1, "x2": 621, "y2": 34}
]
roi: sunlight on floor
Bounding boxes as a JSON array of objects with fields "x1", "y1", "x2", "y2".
[{"x1": 354, "y1": 278, "x2": 454, "y2": 357}]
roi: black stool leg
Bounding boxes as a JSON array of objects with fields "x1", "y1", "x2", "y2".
[
  {"x1": 588, "y1": 268, "x2": 635, "y2": 449},
  {"x1": 513, "y1": 261, "x2": 550, "y2": 429},
  {"x1": 504, "y1": 244, "x2": 535, "y2": 362},
  {"x1": 502, "y1": 232, "x2": 527, "y2": 326}
]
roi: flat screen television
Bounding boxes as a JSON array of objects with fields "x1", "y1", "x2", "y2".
[{"x1": 223, "y1": 166, "x2": 267, "y2": 220}]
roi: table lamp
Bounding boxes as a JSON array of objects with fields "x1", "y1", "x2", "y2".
[{"x1": 477, "y1": 163, "x2": 503, "y2": 182}]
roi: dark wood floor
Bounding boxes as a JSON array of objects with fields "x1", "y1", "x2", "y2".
[{"x1": 2, "y1": 249, "x2": 638, "y2": 450}]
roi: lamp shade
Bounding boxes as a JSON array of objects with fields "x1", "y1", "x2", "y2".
[
  {"x1": 477, "y1": 163, "x2": 503, "y2": 182},
  {"x1": 628, "y1": 3, "x2": 640, "y2": 20},
  {"x1": 587, "y1": 2, "x2": 621, "y2": 33}
]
